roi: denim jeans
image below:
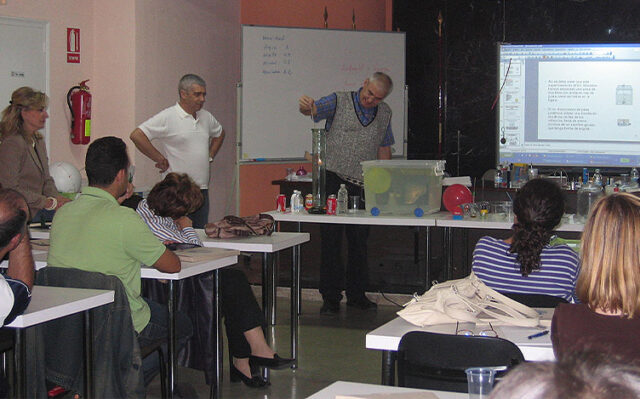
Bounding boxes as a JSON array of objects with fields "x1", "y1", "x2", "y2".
[{"x1": 138, "y1": 298, "x2": 192, "y2": 386}]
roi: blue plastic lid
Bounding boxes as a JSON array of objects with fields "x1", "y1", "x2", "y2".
[
  {"x1": 452, "y1": 214, "x2": 463, "y2": 220},
  {"x1": 371, "y1": 207, "x2": 380, "y2": 216},
  {"x1": 414, "y1": 208, "x2": 424, "y2": 217}
]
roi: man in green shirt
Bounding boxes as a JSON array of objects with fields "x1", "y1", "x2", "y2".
[{"x1": 48, "y1": 136, "x2": 191, "y2": 383}]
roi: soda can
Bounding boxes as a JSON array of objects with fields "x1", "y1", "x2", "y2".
[
  {"x1": 276, "y1": 194, "x2": 286, "y2": 212},
  {"x1": 304, "y1": 193, "x2": 313, "y2": 210},
  {"x1": 326, "y1": 194, "x2": 337, "y2": 215}
]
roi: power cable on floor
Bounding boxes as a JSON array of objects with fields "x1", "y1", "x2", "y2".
[{"x1": 378, "y1": 290, "x2": 405, "y2": 308}]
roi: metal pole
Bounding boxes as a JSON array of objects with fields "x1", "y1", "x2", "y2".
[
  {"x1": 83, "y1": 310, "x2": 93, "y2": 398},
  {"x1": 168, "y1": 281, "x2": 176, "y2": 398}
]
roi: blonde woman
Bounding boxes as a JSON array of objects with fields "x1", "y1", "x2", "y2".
[
  {"x1": 0, "y1": 87, "x2": 69, "y2": 221},
  {"x1": 551, "y1": 193, "x2": 640, "y2": 362}
]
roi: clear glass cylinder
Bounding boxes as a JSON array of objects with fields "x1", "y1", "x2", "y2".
[
  {"x1": 576, "y1": 182, "x2": 603, "y2": 221},
  {"x1": 311, "y1": 128, "x2": 326, "y2": 209}
]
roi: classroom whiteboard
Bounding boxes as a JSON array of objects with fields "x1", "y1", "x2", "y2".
[{"x1": 241, "y1": 25, "x2": 406, "y2": 160}]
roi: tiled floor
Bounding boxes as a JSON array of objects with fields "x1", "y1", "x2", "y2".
[{"x1": 147, "y1": 291, "x2": 405, "y2": 398}]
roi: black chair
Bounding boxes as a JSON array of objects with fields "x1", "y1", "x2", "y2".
[
  {"x1": 397, "y1": 331, "x2": 525, "y2": 392},
  {"x1": 500, "y1": 292, "x2": 568, "y2": 308}
]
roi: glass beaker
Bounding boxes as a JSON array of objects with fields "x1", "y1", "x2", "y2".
[
  {"x1": 311, "y1": 128, "x2": 326, "y2": 211},
  {"x1": 576, "y1": 182, "x2": 603, "y2": 222}
]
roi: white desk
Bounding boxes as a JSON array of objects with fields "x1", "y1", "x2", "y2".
[
  {"x1": 29, "y1": 227, "x2": 51, "y2": 239},
  {"x1": 430, "y1": 212, "x2": 583, "y2": 281},
  {"x1": 3, "y1": 245, "x2": 239, "y2": 398},
  {"x1": 432, "y1": 211, "x2": 584, "y2": 232},
  {"x1": 307, "y1": 381, "x2": 467, "y2": 399},
  {"x1": 366, "y1": 310, "x2": 555, "y2": 385},
  {"x1": 5, "y1": 286, "x2": 114, "y2": 398},
  {"x1": 269, "y1": 209, "x2": 438, "y2": 227},
  {"x1": 198, "y1": 231, "x2": 310, "y2": 374},
  {"x1": 141, "y1": 249, "x2": 239, "y2": 399},
  {"x1": 0, "y1": 249, "x2": 47, "y2": 271}
]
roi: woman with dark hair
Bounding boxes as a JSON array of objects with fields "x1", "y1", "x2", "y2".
[
  {"x1": 552, "y1": 193, "x2": 640, "y2": 362},
  {"x1": 0, "y1": 87, "x2": 70, "y2": 221},
  {"x1": 471, "y1": 178, "x2": 580, "y2": 302},
  {"x1": 137, "y1": 173, "x2": 292, "y2": 388}
]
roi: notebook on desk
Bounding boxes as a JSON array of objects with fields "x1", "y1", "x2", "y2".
[{"x1": 171, "y1": 246, "x2": 239, "y2": 263}]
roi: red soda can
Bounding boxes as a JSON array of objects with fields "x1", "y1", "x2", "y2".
[
  {"x1": 276, "y1": 194, "x2": 286, "y2": 212},
  {"x1": 304, "y1": 194, "x2": 313, "y2": 210},
  {"x1": 326, "y1": 194, "x2": 337, "y2": 215}
]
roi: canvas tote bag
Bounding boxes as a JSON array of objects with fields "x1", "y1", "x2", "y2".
[{"x1": 397, "y1": 272, "x2": 541, "y2": 327}]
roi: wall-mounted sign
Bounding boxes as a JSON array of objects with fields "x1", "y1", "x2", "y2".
[{"x1": 67, "y1": 28, "x2": 80, "y2": 63}]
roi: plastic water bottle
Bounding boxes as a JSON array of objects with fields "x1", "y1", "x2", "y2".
[
  {"x1": 494, "y1": 166, "x2": 503, "y2": 188},
  {"x1": 337, "y1": 184, "x2": 348, "y2": 215},
  {"x1": 290, "y1": 190, "x2": 303, "y2": 213},
  {"x1": 631, "y1": 167, "x2": 639, "y2": 184},
  {"x1": 593, "y1": 169, "x2": 603, "y2": 187}
]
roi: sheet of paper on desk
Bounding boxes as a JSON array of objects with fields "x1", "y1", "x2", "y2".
[
  {"x1": 173, "y1": 247, "x2": 239, "y2": 262},
  {"x1": 336, "y1": 392, "x2": 439, "y2": 399}
]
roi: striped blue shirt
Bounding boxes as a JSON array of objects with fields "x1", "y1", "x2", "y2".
[
  {"x1": 472, "y1": 236, "x2": 580, "y2": 303},
  {"x1": 313, "y1": 90, "x2": 395, "y2": 147},
  {"x1": 136, "y1": 199, "x2": 202, "y2": 246}
]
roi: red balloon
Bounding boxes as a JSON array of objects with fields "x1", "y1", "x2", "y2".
[{"x1": 442, "y1": 184, "x2": 473, "y2": 213}]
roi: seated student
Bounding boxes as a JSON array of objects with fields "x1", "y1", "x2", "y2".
[
  {"x1": 489, "y1": 351, "x2": 640, "y2": 399},
  {"x1": 472, "y1": 178, "x2": 580, "y2": 302},
  {"x1": 47, "y1": 137, "x2": 192, "y2": 386},
  {"x1": 136, "y1": 173, "x2": 293, "y2": 388},
  {"x1": 0, "y1": 189, "x2": 34, "y2": 398},
  {"x1": 552, "y1": 193, "x2": 640, "y2": 362}
]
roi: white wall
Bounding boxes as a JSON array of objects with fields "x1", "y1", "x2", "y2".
[
  {"x1": 0, "y1": 0, "x2": 240, "y2": 220},
  {"x1": 134, "y1": 0, "x2": 241, "y2": 219}
]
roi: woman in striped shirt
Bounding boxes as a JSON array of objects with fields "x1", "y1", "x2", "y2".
[{"x1": 472, "y1": 178, "x2": 580, "y2": 302}]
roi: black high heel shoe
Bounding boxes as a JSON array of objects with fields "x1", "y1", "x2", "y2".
[
  {"x1": 249, "y1": 353, "x2": 294, "y2": 370},
  {"x1": 229, "y1": 364, "x2": 268, "y2": 388}
]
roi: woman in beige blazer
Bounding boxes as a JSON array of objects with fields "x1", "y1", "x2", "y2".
[{"x1": 0, "y1": 87, "x2": 70, "y2": 221}]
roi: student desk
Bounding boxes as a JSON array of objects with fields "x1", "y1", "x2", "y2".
[
  {"x1": 307, "y1": 381, "x2": 467, "y2": 399},
  {"x1": 141, "y1": 249, "x2": 239, "y2": 399},
  {"x1": 366, "y1": 309, "x2": 555, "y2": 385},
  {"x1": 5, "y1": 286, "x2": 114, "y2": 398},
  {"x1": 197, "y1": 231, "x2": 310, "y2": 375},
  {"x1": 8, "y1": 247, "x2": 239, "y2": 399}
]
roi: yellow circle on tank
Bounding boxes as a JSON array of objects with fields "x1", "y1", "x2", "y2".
[{"x1": 364, "y1": 167, "x2": 391, "y2": 194}]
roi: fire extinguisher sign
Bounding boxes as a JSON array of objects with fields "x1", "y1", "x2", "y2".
[{"x1": 67, "y1": 28, "x2": 80, "y2": 63}]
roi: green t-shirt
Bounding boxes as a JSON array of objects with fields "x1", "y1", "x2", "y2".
[{"x1": 47, "y1": 186, "x2": 166, "y2": 332}]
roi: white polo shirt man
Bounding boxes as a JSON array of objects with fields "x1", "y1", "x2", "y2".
[
  {"x1": 137, "y1": 103, "x2": 223, "y2": 189},
  {"x1": 130, "y1": 74, "x2": 225, "y2": 228}
]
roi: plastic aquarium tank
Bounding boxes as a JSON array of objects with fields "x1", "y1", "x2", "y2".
[{"x1": 361, "y1": 160, "x2": 446, "y2": 216}]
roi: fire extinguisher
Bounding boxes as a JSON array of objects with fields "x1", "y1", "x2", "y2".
[{"x1": 67, "y1": 80, "x2": 91, "y2": 145}]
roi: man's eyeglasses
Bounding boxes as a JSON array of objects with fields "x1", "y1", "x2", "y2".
[{"x1": 455, "y1": 322, "x2": 498, "y2": 338}]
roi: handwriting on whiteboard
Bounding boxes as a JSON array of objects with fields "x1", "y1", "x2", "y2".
[{"x1": 261, "y1": 34, "x2": 292, "y2": 75}]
